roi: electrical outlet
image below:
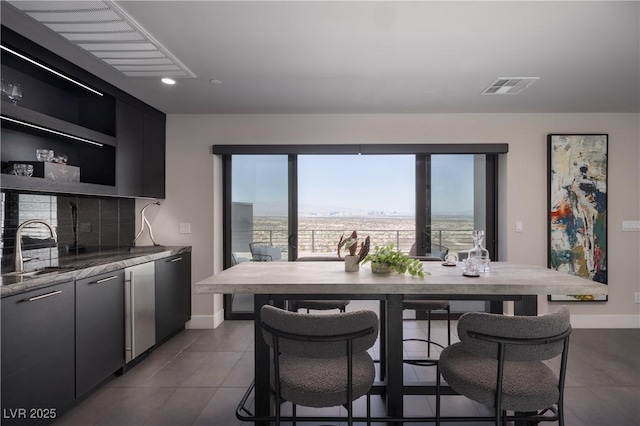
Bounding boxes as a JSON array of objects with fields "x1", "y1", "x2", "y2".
[
  {"x1": 179, "y1": 223, "x2": 191, "y2": 234},
  {"x1": 635, "y1": 293, "x2": 640, "y2": 304},
  {"x1": 515, "y1": 221, "x2": 524, "y2": 233}
]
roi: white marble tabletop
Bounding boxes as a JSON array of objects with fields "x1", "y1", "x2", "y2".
[{"x1": 195, "y1": 261, "x2": 608, "y2": 296}]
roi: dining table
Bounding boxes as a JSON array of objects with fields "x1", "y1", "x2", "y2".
[{"x1": 195, "y1": 260, "x2": 608, "y2": 425}]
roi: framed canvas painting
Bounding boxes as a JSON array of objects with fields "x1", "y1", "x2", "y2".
[{"x1": 548, "y1": 134, "x2": 608, "y2": 302}]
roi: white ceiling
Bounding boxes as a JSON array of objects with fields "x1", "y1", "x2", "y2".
[{"x1": 2, "y1": 1, "x2": 639, "y2": 115}]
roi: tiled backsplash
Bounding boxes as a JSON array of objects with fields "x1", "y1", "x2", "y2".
[{"x1": 1, "y1": 190, "x2": 135, "y2": 274}]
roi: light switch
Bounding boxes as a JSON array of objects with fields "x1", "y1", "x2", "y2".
[
  {"x1": 515, "y1": 221, "x2": 523, "y2": 233},
  {"x1": 179, "y1": 223, "x2": 191, "y2": 234},
  {"x1": 622, "y1": 221, "x2": 640, "y2": 232}
]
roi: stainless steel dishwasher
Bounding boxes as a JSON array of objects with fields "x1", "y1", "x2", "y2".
[{"x1": 124, "y1": 262, "x2": 155, "y2": 363}]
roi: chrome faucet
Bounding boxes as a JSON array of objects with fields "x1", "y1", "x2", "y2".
[{"x1": 14, "y1": 219, "x2": 58, "y2": 273}]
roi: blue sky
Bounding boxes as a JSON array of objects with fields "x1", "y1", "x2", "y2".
[{"x1": 232, "y1": 154, "x2": 475, "y2": 216}]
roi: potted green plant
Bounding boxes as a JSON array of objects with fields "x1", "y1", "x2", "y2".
[
  {"x1": 362, "y1": 243, "x2": 426, "y2": 278},
  {"x1": 337, "y1": 231, "x2": 370, "y2": 272}
]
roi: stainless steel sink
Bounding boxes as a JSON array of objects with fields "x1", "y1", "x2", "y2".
[{"x1": 5, "y1": 266, "x2": 74, "y2": 277}]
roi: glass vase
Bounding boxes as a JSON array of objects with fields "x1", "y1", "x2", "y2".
[{"x1": 468, "y1": 230, "x2": 490, "y2": 272}]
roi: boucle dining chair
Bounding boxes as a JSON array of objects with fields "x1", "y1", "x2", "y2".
[
  {"x1": 293, "y1": 256, "x2": 350, "y2": 313},
  {"x1": 260, "y1": 305, "x2": 379, "y2": 426},
  {"x1": 402, "y1": 300, "x2": 451, "y2": 357},
  {"x1": 439, "y1": 306, "x2": 572, "y2": 426}
]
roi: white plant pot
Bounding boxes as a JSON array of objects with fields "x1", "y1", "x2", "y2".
[{"x1": 344, "y1": 255, "x2": 360, "y2": 272}]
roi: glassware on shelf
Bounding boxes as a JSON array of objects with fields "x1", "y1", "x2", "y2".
[
  {"x1": 36, "y1": 149, "x2": 54, "y2": 162},
  {"x1": 467, "y1": 230, "x2": 490, "y2": 272},
  {"x1": 11, "y1": 163, "x2": 34, "y2": 177},
  {"x1": 52, "y1": 153, "x2": 68, "y2": 164},
  {"x1": 6, "y1": 82, "x2": 22, "y2": 104}
]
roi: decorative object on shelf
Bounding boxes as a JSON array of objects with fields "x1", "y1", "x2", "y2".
[
  {"x1": 52, "y1": 153, "x2": 68, "y2": 165},
  {"x1": 337, "y1": 231, "x2": 370, "y2": 272},
  {"x1": 362, "y1": 243, "x2": 426, "y2": 278},
  {"x1": 5, "y1": 163, "x2": 34, "y2": 177},
  {"x1": 467, "y1": 230, "x2": 490, "y2": 272},
  {"x1": 548, "y1": 134, "x2": 608, "y2": 302},
  {"x1": 36, "y1": 149, "x2": 54, "y2": 162},
  {"x1": 133, "y1": 201, "x2": 161, "y2": 247},
  {"x1": 5, "y1": 82, "x2": 22, "y2": 104}
]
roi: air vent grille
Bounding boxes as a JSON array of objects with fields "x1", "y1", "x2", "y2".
[
  {"x1": 7, "y1": 0, "x2": 195, "y2": 79},
  {"x1": 482, "y1": 77, "x2": 539, "y2": 95}
]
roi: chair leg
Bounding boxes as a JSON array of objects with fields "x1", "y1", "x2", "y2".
[
  {"x1": 427, "y1": 310, "x2": 432, "y2": 357},
  {"x1": 436, "y1": 362, "x2": 441, "y2": 426},
  {"x1": 446, "y1": 306, "x2": 451, "y2": 347},
  {"x1": 366, "y1": 393, "x2": 371, "y2": 426},
  {"x1": 292, "y1": 402, "x2": 296, "y2": 426}
]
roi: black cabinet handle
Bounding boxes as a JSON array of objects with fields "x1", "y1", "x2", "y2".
[
  {"x1": 90, "y1": 275, "x2": 119, "y2": 285},
  {"x1": 169, "y1": 257, "x2": 182, "y2": 263},
  {"x1": 25, "y1": 290, "x2": 62, "y2": 302}
]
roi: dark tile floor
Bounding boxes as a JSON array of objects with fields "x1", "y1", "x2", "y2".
[{"x1": 54, "y1": 305, "x2": 640, "y2": 426}]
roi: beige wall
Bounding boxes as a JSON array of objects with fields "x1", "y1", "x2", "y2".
[{"x1": 138, "y1": 113, "x2": 640, "y2": 328}]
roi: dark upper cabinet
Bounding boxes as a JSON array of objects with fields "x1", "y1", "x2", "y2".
[
  {"x1": 143, "y1": 112, "x2": 166, "y2": 199},
  {"x1": 155, "y1": 252, "x2": 191, "y2": 343},
  {"x1": 1, "y1": 281, "x2": 75, "y2": 425},
  {"x1": 116, "y1": 100, "x2": 166, "y2": 199},
  {"x1": 1, "y1": 25, "x2": 166, "y2": 199},
  {"x1": 75, "y1": 270, "x2": 125, "y2": 398},
  {"x1": 116, "y1": 100, "x2": 144, "y2": 197}
]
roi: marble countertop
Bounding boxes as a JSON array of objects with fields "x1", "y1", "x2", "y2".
[
  {"x1": 196, "y1": 261, "x2": 609, "y2": 296},
  {"x1": 1, "y1": 246, "x2": 191, "y2": 298}
]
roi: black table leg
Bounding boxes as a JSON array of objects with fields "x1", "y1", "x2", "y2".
[
  {"x1": 514, "y1": 295, "x2": 537, "y2": 316},
  {"x1": 254, "y1": 294, "x2": 271, "y2": 426},
  {"x1": 385, "y1": 294, "x2": 404, "y2": 425},
  {"x1": 514, "y1": 295, "x2": 537, "y2": 425},
  {"x1": 379, "y1": 300, "x2": 386, "y2": 381}
]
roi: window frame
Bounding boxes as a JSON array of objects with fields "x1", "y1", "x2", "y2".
[{"x1": 218, "y1": 144, "x2": 507, "y2": 320}]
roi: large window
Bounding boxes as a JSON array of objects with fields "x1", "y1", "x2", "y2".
[
  {"x1": 218, "y1": 144, "x2": 506, "y2": 319},
  {"x1": 298, "y1": 155, "x2": 415, "y2": 256}
]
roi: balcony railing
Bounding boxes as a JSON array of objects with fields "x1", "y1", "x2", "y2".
[{"x1": 232, "y1": 228, "x2": 476, "y2": 257}]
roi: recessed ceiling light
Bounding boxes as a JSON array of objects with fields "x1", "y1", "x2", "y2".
[
  {"x1": 210, "y1": 79, "x2": 222, "y2": 85},
  {"x1": 161, "y1": 77, "x2": 176, "y2": 85}
]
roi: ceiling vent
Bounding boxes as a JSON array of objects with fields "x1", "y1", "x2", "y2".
[
  {"x1": 482, "y1": 77, "x2": 539, "y2": 95},
  {"x1": 6, "y1": 1, "x2": 196, "y2": 78}
]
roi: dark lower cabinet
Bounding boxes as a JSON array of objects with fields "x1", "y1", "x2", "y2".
[
  {"x1": 155, "y1": 252, "x2": 191, "y2": 343},
  {"x1": 75, "y1": 270, "x2": 125, "y2": 397},
  {"x1": 1, "y1": 282, "x2": 75, "y2": 425}
]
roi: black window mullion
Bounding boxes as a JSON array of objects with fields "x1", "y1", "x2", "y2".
[
  {"x1": 288, "y1": 154, "x2": 298, "y2": 261},
  {"x1": 485, "y1": 154, "x2": 499, "y2": 261},
  {"x1": 415, "y1": 155, "x2": 431, "y2": 256}
]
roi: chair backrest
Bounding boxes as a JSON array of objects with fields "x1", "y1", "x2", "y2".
[
  {"x1": 457, "y1": 306, "x2": 570, "y2": 362},
  {"x1": 260, "y1": 305, "x2": 378, "y2": 359}
]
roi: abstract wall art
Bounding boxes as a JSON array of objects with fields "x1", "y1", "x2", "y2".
[{"x1": 548, "y1": 134, "x2": 608, "y2": 302}]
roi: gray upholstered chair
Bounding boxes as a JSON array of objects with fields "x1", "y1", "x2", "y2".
[
  {"x1": 290, "y1": 299, "x2": 350, "y2": 313},
  {"x1": 439, "y1": 306, "x2": 572, "y2": 426},
  {"x1": 293, "y1": 256, "x2": 350, "y2": 313},
  {"x1": 402, "y1": 299, "x2": 451, "y2": 357},
  {"x1": 260, "y1": 305, "x2": 378, "y2": 426}
]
